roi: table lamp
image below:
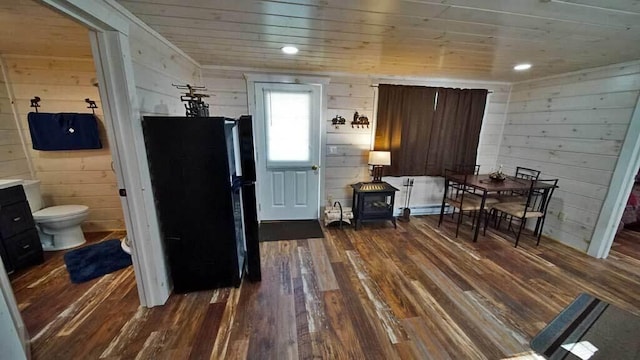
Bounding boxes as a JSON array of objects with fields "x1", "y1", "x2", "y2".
[{"x1": 368, "y1": 151, "x2": 391, "y2": 182}]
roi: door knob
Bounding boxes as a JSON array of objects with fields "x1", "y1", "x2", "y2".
[{"x1": 311, "y1": 164, "x2": 320, "y2": 170}]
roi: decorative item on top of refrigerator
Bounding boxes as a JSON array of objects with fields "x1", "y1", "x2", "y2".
[{"x1": 172, "y1": 83, "x2": 210, "y2": 117}]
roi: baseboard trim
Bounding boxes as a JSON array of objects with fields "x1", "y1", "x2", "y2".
[{"x1": 394, "y1": 204, "x2": 451, "y2": 216}]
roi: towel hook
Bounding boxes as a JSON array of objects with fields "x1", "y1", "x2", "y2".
[
  {"x1": 85, "y1": 98, "x2": 98, "y2": 115},
  {"x1": 30, "y1": 96, "x2": 41, "y2": 113}
]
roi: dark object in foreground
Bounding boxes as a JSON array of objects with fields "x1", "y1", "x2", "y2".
[
  {"x1": 531, "y1": 293, "x2": 640, "y2": 359},
  {"x1": 142, "y1": 116, "x2": 261, "y2": 292}
]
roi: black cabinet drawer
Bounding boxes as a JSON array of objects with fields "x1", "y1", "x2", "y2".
[
  {"x1": 0, "y1": 185, "x2": 26, "y2": 207},
  {"x1": 0, "y1": 202, "x2": 35, "y2": 238},
  {"x1": 4, "y1": 229, "x2": 43, "y2": 270}
]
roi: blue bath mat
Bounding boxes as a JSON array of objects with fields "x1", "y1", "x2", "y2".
[{"x1": 63, "y1": 239, "x2": 132, "y2": 283}]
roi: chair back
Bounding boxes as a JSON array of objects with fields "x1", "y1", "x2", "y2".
[
  {"x1": 536, "y1": 178, "x2": 558, "y2": 216},
  {"x1": 444, "y1": 168, "x2": 470, "y2": 203},
  {"x1": 522, "y1": 178, "x2": 558, "y2": 218},
  {"x1": 513, "y1": 167, "x2": 541, "y2": 197},
  {"x1": 515, "y1": 166, "x2": 541, "y2": 181}
]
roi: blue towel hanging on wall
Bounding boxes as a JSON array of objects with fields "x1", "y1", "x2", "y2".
[{"x1": 28, "y1": 112, "x2": 102, "y2": 151}]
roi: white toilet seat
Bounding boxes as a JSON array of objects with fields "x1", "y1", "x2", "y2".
[{"x1": 33, "y1": 205, "x2": 89, "y2": 223}]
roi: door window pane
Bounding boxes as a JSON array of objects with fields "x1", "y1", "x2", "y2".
[{"x1": 265, "y1": 91, "x2": 311, "y2": 164}]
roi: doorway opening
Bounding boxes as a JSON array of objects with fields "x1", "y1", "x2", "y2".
[
  {"x1": 0, "y1": 1, "x2": 136, "y2": 354},
  {"x1": 254, "y1": 82, "x2": 322, "y2": 221},
  {"x1": 247, "y1": 75, "x2": 329, "y2": 225}
]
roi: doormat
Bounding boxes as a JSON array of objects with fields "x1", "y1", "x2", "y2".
[
  {"x1": 260, "y1": 220, "x2": 324, "y2": 242},
  {"x1": 63, "y1": 239, "x2": 132, "y2": 283}
]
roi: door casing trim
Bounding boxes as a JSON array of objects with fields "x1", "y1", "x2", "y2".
[{"x1": 245, "y1": 74, "x2": 330, "y2": 221}]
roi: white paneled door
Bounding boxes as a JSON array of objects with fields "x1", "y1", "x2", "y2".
[{"x1": 254, "y1": 83, "x2": 322, "y2": 220}]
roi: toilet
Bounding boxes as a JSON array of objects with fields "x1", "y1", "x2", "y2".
[{"x1": 22, "y1": 180, "x2": 89, "y2": 251}]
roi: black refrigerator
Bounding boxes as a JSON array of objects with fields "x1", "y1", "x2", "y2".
[{"x1": 142, "y1": 115, "x2": 261, "y2": 293}]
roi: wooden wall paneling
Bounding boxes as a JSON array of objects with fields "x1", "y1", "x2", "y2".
[
  {"x1": 3, "y1": 67, "x2": 97, "y2": 87},
  {"x1": 0, "y1": 59, "x2": 31, "y2": 180},
  {"x1": 0, "y1": 159, "x2": 31, "y2": 179},
  {"x1": 0, "y1": 129, "x2": 21, "y2": 145},
  {"x1": 501, "y1": 124, "x2": 628, "y2": 141},
  {"x1": 128, "y1": 21, "x2": 202, "y2": 118},
  {"x1": 2, "y1": 56, "x2": 97, "y2": 72},
  {"x1": 497, "y1": 60, "x2": 640, "y2": 251},
  {"x1": 514, "y1": 62, "x2": 640, "y2": 92},
  {"x1": 498, "y1": 146, "x2": 617, "y2": 172},
  {"x1": 324, "y1": 77, "x2": 375, "y2": 207},
  {"x1": 508, "y1": 74, "x2": 640, "y2": 103},
  {"x1": 40, "y1": 183, "x2": 119, "y2": 197},
  {"x1": 508, "y1": 92, "x2": 638, "y2": 114},
  {"x1": 506, "y1": 108, "x2": 636, "y2": 126},
  {"x1": 131, "y1": 63, "x2": 187, "y2": 97},
  {"x1": 4, "y1": 54, "x2": 125, "y2": 232},
  {"x1": 135, "y1": 88, "x2": 184, "y2": 115},
  {"x1": 0, "y1": 114, "x2": 17, "y2": 129},
  {"x1": 47, "y1": 195, "x2": 123, "y2": 208},
  {"x1": 200, "y1": 70, "x2": 249, "y2": 119},
  {"x1": 31, "y1": 154, "x2": 114, "y2": 172},
  {"x1": 11, "y1": 85, "x2": 98, "y2": 102},
  {"x1": 500, "y1": 135, "x2": 622, "y2": 156},
  {"x1": 129, "y1": 27, "x2": 200, "y2": 83}
]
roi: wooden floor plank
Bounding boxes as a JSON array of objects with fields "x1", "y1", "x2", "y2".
[
  {"x1": 331, "y1": 262, "x2": 398, "y2": 360},
  {"x1": 307, "y1": 239, "x2": 339, "y2": 291},
  {"x1": 8, "y1": 221, "x2": 640, "y2": 359},
  {"x1": 188, "y1": 303, "x2": 226, "y2": 360}
]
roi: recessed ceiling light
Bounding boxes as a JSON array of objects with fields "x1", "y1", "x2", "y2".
[
  {"x1": 514, "y1": 63, "x2": 532, "y2": 71},
  {"x1": 281, "y1": 46, "x2": 299, "y2": 55}
]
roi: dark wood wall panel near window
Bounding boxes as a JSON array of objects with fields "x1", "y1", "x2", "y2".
[{"x1": 375, "y1": 85, "x2": 488, "y2": 176}]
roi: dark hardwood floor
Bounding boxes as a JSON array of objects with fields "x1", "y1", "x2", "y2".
[{"x1": 9, "y1": 218, "x2": 640, "y2": 359}]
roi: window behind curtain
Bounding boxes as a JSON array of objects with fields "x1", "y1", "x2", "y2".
[
  {"x1": 374, "y1": 85, "x2": 488, "y2": 176},
  {"x1": 374, "y1": 85, "x2": 437, "y2": 176}
]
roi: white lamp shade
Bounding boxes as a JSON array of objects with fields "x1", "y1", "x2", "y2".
[{"x1": 368, "y1": 151, "x2": 391, "y2": 166}]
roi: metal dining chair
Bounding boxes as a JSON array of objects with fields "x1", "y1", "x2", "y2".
[
  {"x1": 439, "y1": 169, "x2": 484, "y2": 237},
  {"x1": 494, "y1": 166, "x2": 542, "y2": 203},
  {"x1": 515, "y1": 166, "x2": 541, "y2": 181},
  {"x1": 484, "y1": 178, "x2": 558, "y2": 247}
]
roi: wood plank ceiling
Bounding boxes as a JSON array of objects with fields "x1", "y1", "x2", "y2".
[{"x1": 115, "y1": 0, "x2": 640, "y2": 81}]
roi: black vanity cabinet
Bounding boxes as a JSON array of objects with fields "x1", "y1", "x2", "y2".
[{"x1": 0, "y1": 185, "x2": 44, "y2": 273}]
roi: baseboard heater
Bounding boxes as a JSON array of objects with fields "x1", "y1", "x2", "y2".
[{"x1": 394, "y1": 204, "x2": 451, "y2": 216}]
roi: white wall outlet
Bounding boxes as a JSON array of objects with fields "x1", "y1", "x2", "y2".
[{"x1": 329, "y1": 146, "x2": 338, "y2": 154}]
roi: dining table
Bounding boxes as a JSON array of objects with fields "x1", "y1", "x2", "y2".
[{"x1": 443, "y1": 173, "x2": 556, "y2": 242}]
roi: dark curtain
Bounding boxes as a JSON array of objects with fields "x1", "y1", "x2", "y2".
[
  {"x1": 425, "y1": 88, "x2": 488, "y2": 176},
  {"x1": 374, "y1": 85, "x2": 437, "y2": 176}
]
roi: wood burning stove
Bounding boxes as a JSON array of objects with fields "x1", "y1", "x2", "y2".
[{"x1": 351, "y1": 182, "x2": 398, "y2": 230}]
